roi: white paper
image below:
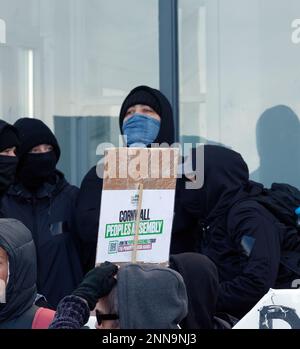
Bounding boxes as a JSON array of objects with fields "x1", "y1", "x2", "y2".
[
  {"x1": 96, "y1": 189, "x2": 175, "y2": 264},
  {"x1": 233, "y1": 288, "x2": 300, "y2": 329}
]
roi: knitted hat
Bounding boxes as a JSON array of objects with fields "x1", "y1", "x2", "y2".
[
  {"x1": 119, "y1": 88, "x2": 162, "y2": 124},
  {"x1": 117, "y1": 263, "x2": 188, "y2": 329},
  {"x1": 13, "y1": 118, "x2": 60, "y2": 162}
]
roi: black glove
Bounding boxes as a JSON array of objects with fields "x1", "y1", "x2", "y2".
[{"x1": 72, "y1": 261, "x2": 118, "y2": 310}]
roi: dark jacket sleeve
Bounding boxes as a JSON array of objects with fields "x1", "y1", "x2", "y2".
[
  {"x1": 49, "y1": 295, "x2": 90, "y2": 329},
  {"x1": 75, "y1": 167, "x2": 103, "y2": 273},
  {"x1": 170, "y1": 179, "x2": 199, "y2": 254},
  {"x1": 76, "y1": 166, "x2": 103, "y2": 244},
  {"x1": 170, "y1": 204, "x2": 199, "y2": 254},
  {"x1": 66, "y1": 185, "x2": 80, "y2": 238},
  {"x1": 217, "y1": 202, "x2": 282, "y2": 318}
]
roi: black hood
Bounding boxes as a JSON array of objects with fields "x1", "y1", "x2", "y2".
[
  {"x1": 14, "y1": 118, "x2": 60, "y2": 162},
  {"x1": 0, "y1": 120, "x2": 18, "y2": 137},
  {"x1": 0, "y1": 120, "x2": 19, "y2": 152},
  {"x1": 0, "y1": 219, "x2": 37, "y2": 322},
  {"x1": 181, "y1": 145, "x2": 263, "y2": 221},
  {"x1": 119, "y1": 86, "x2": 174, "y2": 145},
  {"x1": 0, "y1": 121, "x2": 19, "y2": 194},
  {"x1": 0, "y1": 120, "x2": 9, "y2": 134},
  {"x1": 169, "y1": 253, "x2": 219, "y2": 329},
  {"x1": 117, "y1": 263, "x2": 188, "y2": 329}
]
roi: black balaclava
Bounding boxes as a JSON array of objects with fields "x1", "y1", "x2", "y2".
[
  {"x1": 18, "y1": 151, "x2": 57, "y2": 190},
  {"x1": 169, "y1": 253, "x2": 219, "y2": 329},
  {"x1": 119, "y1": 85, "x2": 175, "y2": 146},
  {"x1": 0, "y1": 121, "x2": 19, "y2": 193},
  {"x1": 181, "y1": 145, "x2": 262, "y2": 222},
  {"x1": 14, "y1": 118, "x2": 60, "y2": 190},
  {"x1": 0, "y1": 219, "x2": 37, "y2": 323}
]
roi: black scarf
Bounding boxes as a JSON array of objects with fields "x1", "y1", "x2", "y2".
[
  {"x1": 18, "y1": 151, "x2": 57, "y2": 190},
  {"x1": 0, "y1": 156, "x2": 18, "y2": 194}
]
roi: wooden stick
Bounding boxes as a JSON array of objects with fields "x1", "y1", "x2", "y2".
[{"x1": 131, "y1": 183, "x2": 144, "y2": 263}]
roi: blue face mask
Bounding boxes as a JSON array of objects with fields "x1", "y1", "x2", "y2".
[{"x1": 122, "y1": 114, "x2": 161, "y2": 147}]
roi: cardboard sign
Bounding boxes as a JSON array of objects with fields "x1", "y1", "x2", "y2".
[
  {"x1": 96, "y1": 147, "x2": 179, "y2": 265},
  {"x1": 233, "y1": 288, "x2": 300, "y2": 329}
]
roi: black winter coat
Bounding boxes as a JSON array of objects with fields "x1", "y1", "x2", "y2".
[
  {"x1": 76, "y1": 165, "x2": 103, "y2": 272},
  {"x1": 0, "y1": 218, "x2": 37, "y2": 328},
  {"x1": 174, "y1": 145, "x2": 300, "y2": 318},
  {"x1": 76, "y1": 85, "x2": 178, "y2": 272},
  {"x1": 0, "y1": 171, "x2": 83, "y2": 308}
]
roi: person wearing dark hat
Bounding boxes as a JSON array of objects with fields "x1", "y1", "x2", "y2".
[
  {"x1": 0, "y1": 118, "x2": 83, "y2": 308},
  {"x1": 0, "y1": 218, "x2": 55, "y2": 329},
  {"x1": 118, "y1": 86, "x2": 174, "y2": 147},
  {"x1": 13, "y1": 118, "x2": 61, "y2": 191},
  {"x1": 0, "y1": 120, "x2": 20, "y2": 196},
  {"x1": 76, "y1": 86, "x2": 176, "y2": 273},
  {"x1": 49, "y1": 262, "x2": 188, "y2": 329}
]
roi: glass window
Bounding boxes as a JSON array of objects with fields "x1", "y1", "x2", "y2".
[
  {"x1": 179, "y1": 0, "x2": 300, "y2": 188},
  {"x1": 0, "y1": 0, "x2": 159, "y2": 185}
]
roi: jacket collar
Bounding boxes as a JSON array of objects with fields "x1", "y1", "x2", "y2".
[{"x1": 7, "y1": 170, "x2": 67, "y2": 199}]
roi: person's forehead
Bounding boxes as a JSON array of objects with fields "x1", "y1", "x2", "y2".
[{"x1": 127, "y1": 104, "x2": 153, "y2": 110}]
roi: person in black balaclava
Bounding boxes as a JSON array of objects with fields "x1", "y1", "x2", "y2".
[
  {"x1": 76, "y1": 86, "x2": 177, "y2": 272},
  {"x1": 176, "y1": 145, "x2": 300, "y2": 319},
  {"x1": 0, "y1": 121, "x2": 19, "y2": 196},
  {"x1": 15, "y1": 118, "x2": 60, "y2": 190},
  {"x1": 0, "y1": 118, "x2": 83, "y2": 308}
]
